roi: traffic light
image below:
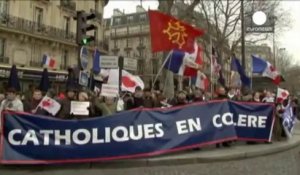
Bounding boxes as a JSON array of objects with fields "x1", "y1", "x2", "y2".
[{"x1": 75, "y1": 10, "x2": 97, "y2": 46}]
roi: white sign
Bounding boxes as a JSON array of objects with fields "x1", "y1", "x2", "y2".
[
  {"x1": 123, "y1": 57, "x2": 137, "y2": 71},
  {"x1": 70, "y1": 101, "x2": 90, "y2": 116},
  {"x1": 100, "y1": 56, "x2": 119, "y2": 68},
  {"x1": 101, "y1": 84, "x2": 119, "y2": 97}
]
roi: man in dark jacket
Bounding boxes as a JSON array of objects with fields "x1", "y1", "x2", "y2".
[
  {"x1": 57, "y1": 88, "x2": 77, "y2": 119},
  {"x1": 215, "y1": 86, "x2": 232, "y2": 148},
  {"x1": 133, "y1": 86, "x2": 144, "y2": 108},
  {"x1": 24, "y1": 88, "x2": 48, "y2": 115}
]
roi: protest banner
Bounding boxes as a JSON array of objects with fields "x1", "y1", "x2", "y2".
[
  {"x1": 101, "y1": 84, "x2": 119, "y2": 97},
  {"x1": 0, "y1": 100, "x2": 274, "y2": 164}
]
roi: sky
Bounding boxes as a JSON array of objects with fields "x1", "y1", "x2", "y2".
[{"x1": 103, "y1": 0, "x2": 300, "y2": 64}]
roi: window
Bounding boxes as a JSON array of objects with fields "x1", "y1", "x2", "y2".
[
  {"x1": 115, "y1": 18, "x2": 121, "y2": 25},
  {"x1": 126, "y1": 50, "x2": 130, "y2": 57},
  {"x1": 0, "y1": 38, "x2": 5, "y2": 57},
  {"x1": 64, "y1": 16, "x2": 70, "y2": 38},
  {"x1": 140, "y1": 37, "x2": 144, "y2": 45},
  {"x1": 95, "y1": 0, "x2": 100, "y2": 12},
  {"x1": 0, "y1": 0, "x2": 8, "y2": 15},
  {"x1": 62, "y1": 49, "x2": 68, "y2": 69},
  {"x1": 127, "y1": 16, "x2": 134, "y2": 24},
  {"x1": 35, "y1": 7, "x2": 43, "y2": 30},
  {"x1": 140, "y1": 14, "x2": 146, "y2": 22}
]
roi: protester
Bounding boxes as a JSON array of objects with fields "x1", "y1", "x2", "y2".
[
  {"x1": 143, "y1": 88, "x2": 155, "y2": 108},
  {"x1": 57, "y1": 88, "x2": 77, "y2": 119},
  {"x1": 215, "y1": 86, "x2": 231, "y2": 148},
  {"x1": 95, "y1": 96, "x2": 117, "y2": 116},
  {"x1": 192, "y1": 88, "x2": 204, "y2": 102},
  {"x1": 0, "y1": 87, "x2": 24, "y2": 120},
  {"x1": 24, "y1": 88, "x2": 47, "y2": 115},
  {"x1": 253, "y1": 91, "x2": 261, "y2": 102},
  {"x1": 133, "y1": 86, "x2": 144, "y2": 108},
  {"x1": 170, "y1": 91, "x2": 188, "y2": 106}
]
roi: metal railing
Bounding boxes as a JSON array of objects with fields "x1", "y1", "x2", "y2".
[
  {"x1": 29, "y1": 60, "x2": 41, "y2": 67},
  {"x1": 0, "y1": 12, "x2": 77, "y2": 43},
  {"x1": 60, "y1": 0, "x2": 76, "y2": 11}
]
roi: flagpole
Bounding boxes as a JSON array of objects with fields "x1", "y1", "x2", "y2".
[
  {"x1": 210, "y1": 36, "x2": 214, "y2": 99},
  {"x1": 151, "y1": 51, "x2": 172, "y2": 91}
]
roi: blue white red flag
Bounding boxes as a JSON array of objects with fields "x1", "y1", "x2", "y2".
[
  {"x1": 252, "y1": 55, "x2": 281, "y2": 85},
  {"x1": 164, "y1": 43, "x2": 202, "y2": 77}
]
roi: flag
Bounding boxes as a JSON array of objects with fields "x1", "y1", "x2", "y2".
[
  {"x1": 38, "y1": 96, "x2": 61, "y2": 115},
  {"x1": 183, "y1": 45, "x2": 203, "y2": 76},
  {"x1": 107, "y1": 69, "x2": 145, "y2": 93},
  {"x1": 164, "y1": 44, "x2": 202, "y2": 76},
  {"x1": 276, "y1": 87, "x2": 289, "y2": 103},
  {"x1": 252, "y1": 55, "x2": 281, "y2": 85},
  {"x1": 39, "y1": 68, "x2": 51, "y2": 92},
  {"x1": 282, "y1": 102, "x2": 296, "y2": 138},
  {"x1": 42, "y1": 54, "x2": 55, "y2": 68},
  {"x1": 93, "y1": 49, "x2": 101, "y2": 74},
  {"x1": 231, "y1": 57, "x2": 251, "y2": 87},
  {"x1": 149, "y1": 10, "x2": 205, "y2": 53},
  {"x1": 8, "y1": 65, "x2": 21, "y2": 91},
  {"x1": 194, "y1": 72, "x2": 210, "y2": 91}
]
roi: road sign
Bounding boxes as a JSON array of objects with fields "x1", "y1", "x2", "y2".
[
  {"x1": 80, "y1": 46, "x2": 88, "y2": 70},
  {"x1": 100, "y1": 56, "x2": 119, "y2": 69},
  {"x1": 123, "y1": 57, "x2": 137, "y2": 71}
]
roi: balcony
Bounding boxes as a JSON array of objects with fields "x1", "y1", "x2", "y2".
[
  {"x1": 60, "y1": 0, "x2": 76, "y2": 12},
  {"x1": 0, "y1": 13, "x2": 76, "y2": 44},
  {"x1": 0, "y1": 56, "x2": 9, "y2": 64},
  {"x1": 60, "y1": 64, "x2": 68, "y2": 70},
  {"x1": 30, "y1": 60, "x2": 42, "y2": 67},
  {"x1": 110, "y1": 29, "x2": 149, "y2": 39}
]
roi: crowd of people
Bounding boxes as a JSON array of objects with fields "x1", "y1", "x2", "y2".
[{"x1": 0, "y1": 84, "x2": 299, "y2": 146}]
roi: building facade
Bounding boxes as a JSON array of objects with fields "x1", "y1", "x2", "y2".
[
  {"x1": 104, "y1": 4, "x2": 232, "y2": 90},
  {"x1": 104, "y1": 6, "x2": 161, "y2": 88},
  {"x1": 0, "y1": 0, "x2": 108, "y2": 92}
]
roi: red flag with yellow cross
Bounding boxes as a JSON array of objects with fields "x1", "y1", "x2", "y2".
[{"x1": 149, "y1": 10, "x2": 205, "y2": 53}]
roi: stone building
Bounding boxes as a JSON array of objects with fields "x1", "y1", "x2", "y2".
[
  {"x1": 104, "y1": 3, "x2": 232, "y2": 90},
  {"x1": 0, "y1": 0, "x2": 108, "y2": 91}
]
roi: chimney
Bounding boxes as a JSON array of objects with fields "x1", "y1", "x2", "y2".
[
  {"x1": 136, "y1": 5, "x2": 145, "y2": 13},
  {"x1": 113, "y1": 8, "x2": 124, "y2": 16}
]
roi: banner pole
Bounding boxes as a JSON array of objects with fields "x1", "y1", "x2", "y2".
[
  {"x1": 151, "y1": 51, "x2": 172, "y2": 91},
  {"x1": 210, "y1": 36, "x2": 214, "y2": 99}
]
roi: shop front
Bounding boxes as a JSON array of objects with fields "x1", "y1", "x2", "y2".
[{"x1": 0, "y1": 65, "x2": 68, "y2": 93}]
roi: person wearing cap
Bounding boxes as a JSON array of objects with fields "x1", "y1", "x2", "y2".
[
  {"x1": 0, "y1": 87, "x2": 24, "y2": 129},
  {"x1": 57, "y1": 87, "x2": 77, "y2": 119}
]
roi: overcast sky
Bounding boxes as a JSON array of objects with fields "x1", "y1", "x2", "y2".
[{"x1": 103, "y1": 1, "x2": 300, "y2": 64}]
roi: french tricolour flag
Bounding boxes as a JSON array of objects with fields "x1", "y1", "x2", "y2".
[
  {"x1": 164, "y1": 43, "x2": 203, "y2": 77},
  {"x1": 42, "y1": 54, "x2": 55, "y2": 68},
  {"x1": 252, "y1": 55, "x2": 281, "y2": 85}
]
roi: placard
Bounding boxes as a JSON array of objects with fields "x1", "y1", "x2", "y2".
[
  {"x1": 123, "y1": 57, "x2": 137, "y2": 71},
  {"x1": 101, "y1": 84, "x2": 119, "y2": 97},
  {"x1": 70, "y1": 101, "x2": 90, "y2": 116}
]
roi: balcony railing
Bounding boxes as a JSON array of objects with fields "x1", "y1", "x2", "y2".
[
  {"x1": 0, "y1": 13, "x2": 76, "y2": 43},
  {"x1": 0, "y1": 13, "x2": 108, "y2": 53},
  {"x1": 0, "y1": 56, "x2": 9, "y2": 64},
  {"x1": 30, "y1": 60, "x2": 42, "y2": 67},
  {"x1": 110, "y1": 29, "x2": 149, "y2": 39},
  {"x1": 60, "y1": 0, "x2": 76, "y2": 11}
]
